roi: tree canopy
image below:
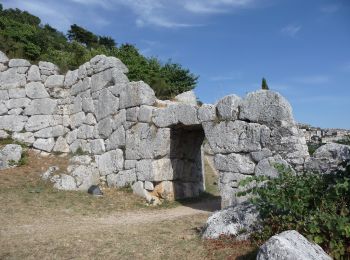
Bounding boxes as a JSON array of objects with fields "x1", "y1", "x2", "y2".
[{"x1": 0, "y1": 4, "x2": 198, "y2": 99}]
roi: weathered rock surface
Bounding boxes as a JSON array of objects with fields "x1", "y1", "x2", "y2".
[
  {"x1": 256, "y1": 230, "x2": 332, "y2": 260},
  {"x1": 0, "y1": 144, "x2": 23, "y2": 170},
  {"x1": 202, "y1": 202, "x2": 259, "y2": 240},
  {"x1": 305, "y1": 143, "x2": 350, "y2": 173},
  {"x1": 174, "y1": 90, "x2": 197, "y2": 105}
]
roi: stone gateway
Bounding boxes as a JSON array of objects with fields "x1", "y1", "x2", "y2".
[{"x1": 0, "y1": 50, "x2": 310, "y2": 207}]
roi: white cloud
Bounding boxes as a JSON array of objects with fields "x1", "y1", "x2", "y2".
[{"x1": 281, "y1": 24, "x2": 301, "y2": 38}]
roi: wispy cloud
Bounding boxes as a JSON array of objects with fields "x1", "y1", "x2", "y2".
[
  {"x1": 66, "y1": 0, "x2": 257, "y2": 28},
  {"x1": 281, "y1": 24, "x2": 302, "y2": 38},
  {"x1": 292, "y1": 75, "x2": 330, "y2": 85},
  {"x1": 184, "y1": 0, "x2": 255, "y2": 14},
  {"x1": 320, "y1": 4, "x2": 340, "y2": 14}
]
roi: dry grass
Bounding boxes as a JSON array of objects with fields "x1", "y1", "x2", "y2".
[{"x1": 0, "y1": 150, "x2": 257, "y2": 259}]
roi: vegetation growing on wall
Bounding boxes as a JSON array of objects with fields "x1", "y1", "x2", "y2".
[
  {"x1": 239, "y1": 164, "x2": 350, "y2": 259},
  {"x1": 0, "y1": 4, "x2": 198, "y2": 99}
]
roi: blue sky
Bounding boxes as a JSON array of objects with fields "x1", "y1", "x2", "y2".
[{"x1": 2, "y1": 0, "x2": 350, "y2": 129}]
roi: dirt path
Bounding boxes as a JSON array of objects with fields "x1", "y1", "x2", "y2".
[{"x1": 2, "y1": 199, "x2": 220, "y2": 237}]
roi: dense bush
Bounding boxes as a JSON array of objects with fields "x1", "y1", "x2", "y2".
[
  {"x1": 0, "y1": 4, "x2": 198, "y2": 99},
  {"x1": 239, "y1": 164, "x2": 350, "y2": 259}
]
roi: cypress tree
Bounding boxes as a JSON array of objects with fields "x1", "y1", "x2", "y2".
[{"x1": 262, "y1": 77, "x2": 269, "y2": 90}]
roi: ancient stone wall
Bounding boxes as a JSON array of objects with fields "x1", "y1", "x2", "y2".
[{"x1": 0, "y1": 51, "x2": 310, "y2": 208}]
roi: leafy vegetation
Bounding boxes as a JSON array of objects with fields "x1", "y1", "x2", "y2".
[
  {"x1": 307, "y1": 142, "x2": 325, "y2": 155},
  {"x1": 0, "y1": 4, "x2": 198, "y2": 99},
  {"x1": 239, "y1": 164, "x2": 350, "y2": 259}
]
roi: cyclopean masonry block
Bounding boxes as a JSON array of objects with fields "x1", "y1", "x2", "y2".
[{"x1": 0, "y1": 50, "x2": 310, "y2": 207}]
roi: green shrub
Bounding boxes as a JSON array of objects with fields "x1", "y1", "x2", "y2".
[
  {"x1": 335, "y1": 136, "x2": 350, "y2": 146},
  {"x1": 239, "y1": 164, "x2": 350, "y2": 259},
  {"x1": 307, "y1": 142, "x2": 324, "y2": 155}
]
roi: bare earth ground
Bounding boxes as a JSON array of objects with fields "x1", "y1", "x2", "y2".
[{"x1": 0, "y1": 151, "x2": 257, "y2": 259}]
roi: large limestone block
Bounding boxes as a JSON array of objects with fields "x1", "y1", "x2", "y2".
[
  {"x1": 71, "y1": 165, "x2": 100, "y2": 191},
  {"x1": 152, "y1": 105, "x2": 178, "y2": 127},
  {"x1": 8, "y1": 59, "x2": 30, "y2": 67},
  {"x1": 214, "y1": 153, "x2": 255, "y2": 174},
  {"x1": 27, "y1": 65, "x2": 41, "y2": 82},
  {"x1": 125, "y1": 123, "x2": 170, "y2": 160},
  {"x1": 0, "y1": 51, "x2": 9, "y2": 64},
  {"x1": 216, "y1": 94, "x2": 241, "y2": 120},
  {"x1": 70, "y1": 112, "x2": 86, "y2": 129},
  {"x1": 203, "y1": 120, "x2": 268, "y2": 153},
  {"x1": 53, "y1": 174, "x2": 77, "y2": 190},
  {"x1": 96, "y1": 150, "x2": 124, "y2": 175},
  {"x1": 136, "y1": 158, "x2": 175, "y2": 181},
  {"x1": 24, "y1": 98, "x2": 57, "y2": 115},
  {"x1": 0, "y1": 101, "x2": 7, "y2": 115},
  {"x1": 91, "y1": 67, "x2": 128, "y2": 93},
  {"x1": 305, "y1": 143, "x2": 350, "y2": 174},
  {"x1": 25, "y1": 82, "x2": 49, "y2": 99},
  {"x1": 45, "y1": 75, "x2": 64, "y2": 88},
  {"x1": 34, "y1": 125, "x2": 65, "y2": 138},
  {"x1": 111, "y1": 109, "x2": 126, "y2": 130},
  {"x1": 138, "y1": 105, "x2": 153, "y2": 122},
  {"x1": 33, "y1": 138, "x2": 55, "y2": 152},
  {"x1": 0, "y1": 144, "x2": 23, "y2": 170},
  {"x1": 95, "y1": 88, "x2": 119, "y2": 120},
  {"x1": 202, "y1": 202, "x2": 259, "y2": 240},
  {"x1": 177, "y1": 103, "x2": 199, "y2": 125},
  {"x1": 107, "y1": 169, "x2": 136, "y2": 188},
  {"x1": 12, "y1": 132, "x2": 35, "y2": 145},
  {"x1": 25, "y1": 115, "x2": 55, "y2": 132},
  {"x1": 119, "y1": 81, "x2": 156, "y2": 109},
  {"x1": 0, "y1": 90, "x2": 9, "y2": 100},
  {"x1": 0, "y1": 68, "x2": 26, "y2": 89},
  {"x1": 239, "y1": 90, "x2": 295, "y2": 127},
  {"x1": 6, "y1": 97, "x2": 31, "y2": 109},
  {"x1": 256, "y1": 230, "x2": 331, "y2": 260},
  {"x1": 174, "y1": 90, "x2": 197, "y2": 105},
  {"x1": 90, "y1": 139, "x2": 105, "y2": 154},
  {"x1": 0, "y1": 115, "x2": 27, "y2": 132},
  {"x1": 126, "y1": 107, "x2": 139, "y2": 122},
  {"x1": 8, "y1": 88, "x2": 26, "y2": 98},
  {"x1": 70, "y1": 77, "x2": 91, "y2": 96},
  {"x1": 90, "y1": 55, "x2": 128, "y2": 74},
  {"x1": 64, "y1": 70, "x2": 79, "y2": 88},
  {"x1": 106, "y1": 126, "x2": 125, "y2": 150},
  {"x1": 77, "y1": 124, "x2": 95, "y2": 139},
  {"x1": 53, "y1": 136, "x2": 70, "y2": 153},
  {"x1": 198, "y1": 104, "x2": 216, "y2": 122},
  {"x1": 255, "y1": 155, "x2": 292, "y2": 178},
  {"x1": 39, "y1": 61, "x2": 59, "y2": 73},
  {"x1": 152, "y1": 103, "x2": 199, "y2": 127},
  {"x1": 97, "y1": 117, "x2": 113, "y2": 139}
]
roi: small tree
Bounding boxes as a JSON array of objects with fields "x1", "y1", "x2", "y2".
[{"x1": 261, "y1": 77, "x2": 269, "y2": 90}]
